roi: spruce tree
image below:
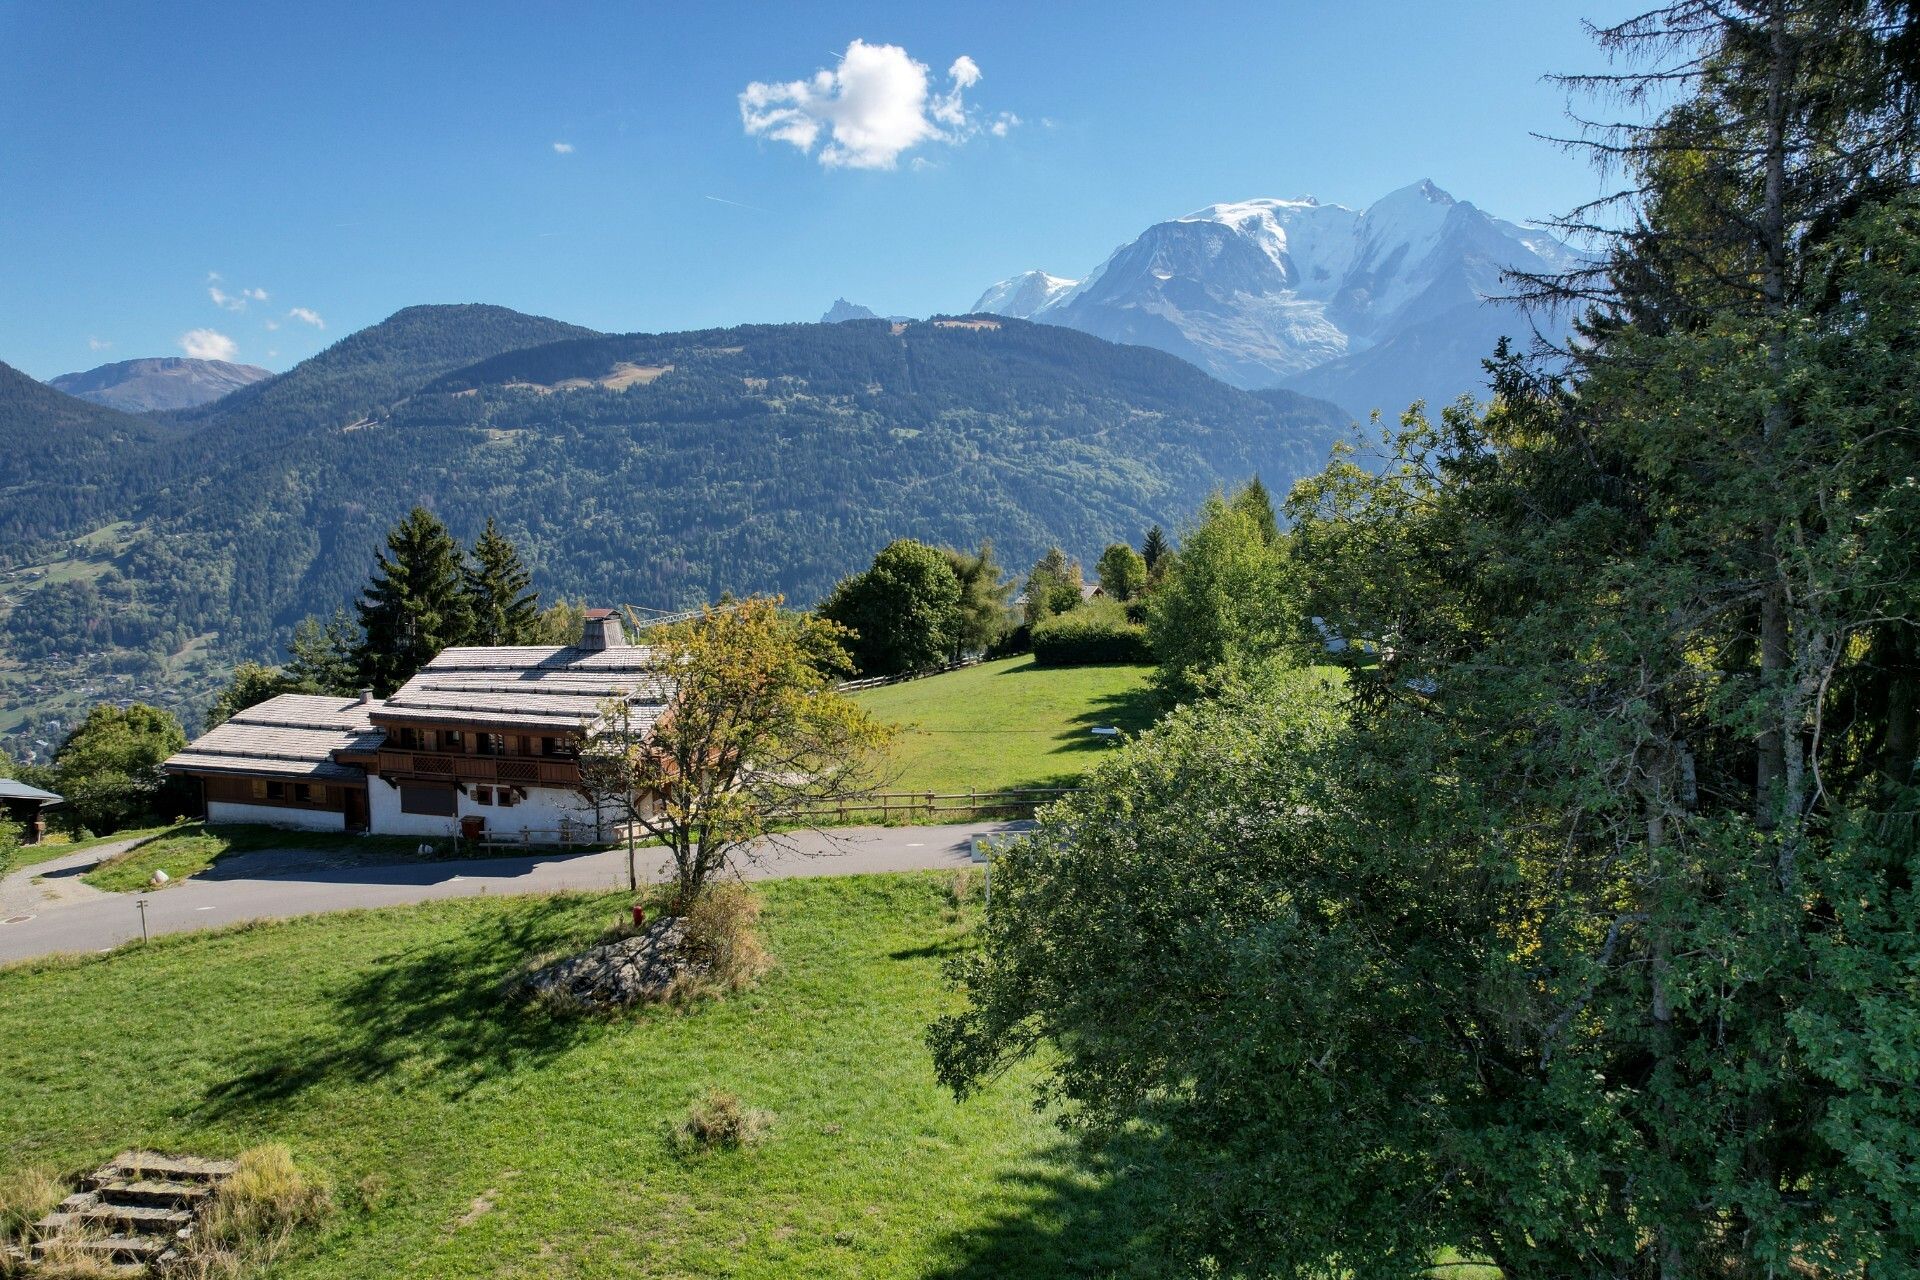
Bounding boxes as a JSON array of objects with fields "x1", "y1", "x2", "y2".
[
  {"x1": 355, "y1": 507, "x2": 474, "y2": 695},
  {"x1": 464, "y1": 518, "x2": 540, "y2": 646},
  {"x1": 1141, "y1": 524, "x2": 1170, "y2": 571},
  {"x1": 1231, "y1": 476, "x2": 1280, "y2": 544},
  {"x1": 285, "y1": 609, "x2": 362, "y2": 694}
]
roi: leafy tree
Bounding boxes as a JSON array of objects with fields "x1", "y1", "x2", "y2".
[
  {"x1": 53, "y1": 703, "x2": 189, "y2": 834},
  {"x1": 580, "y1": 599, "x2": 892, "y2": 907},
  {"x1": 1094, "y1": 542, "x2": 1147, "y2": 601},
  {"x1": 464, "y1": 518, "x2": 541, "y2": 646},
  {"x1": 817, "y1": 540, "x2": 964, "y2": 676},
  {"x1": 940, "y1": 542, "x2": 1015, "y2": 657},
  {"x1": 1145, "y1": 493, "x2": 1293, "y2": 697},
  {"x1": 937, "y1": 7, "x2": 1920, "y2": 1275},
  {"x1": 1140, "y1": 524, "x2": 1170, "y2": 572},
  {"x1": 0, "y1": 813, "x2": 20, "y2": 875},
  {"x1": 354, "y1": 507, "x2": 474, "y2": 695},
  {"x1": 1231, "y1": 475, "x2": 1280, "y2": 544},
  {"x1": 532, "y1": 599, "x2": 587, "y2": 646},
  {"x1": 1021, "y1": 547, "x2": 1083, "y2": 625}
]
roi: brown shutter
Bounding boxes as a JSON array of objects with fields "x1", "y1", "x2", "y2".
[{"x1": 251, "y1": 779, "x2": 267, "y2": 799}]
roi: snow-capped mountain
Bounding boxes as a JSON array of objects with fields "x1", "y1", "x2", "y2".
[
  {"x1": 971, "y1": 180, "x2": 1582, "y2": 416},
  {"x1": 970, "y1": 271, "x2": 1078, "y2": 320}
]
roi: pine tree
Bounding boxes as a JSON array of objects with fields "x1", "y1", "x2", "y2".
[
  {"x1": 464, "y1": 518, "x2": 540, "y2": 646},
  {"x1": 354, "y1": 507, "x2": 474, "y2": 695},
  {"x1": 285, "y1": 609, "x2": 362, "y2": 694},
  {"x1": 1141, "y1": 524, "x2": 1170, "y2": 570}
]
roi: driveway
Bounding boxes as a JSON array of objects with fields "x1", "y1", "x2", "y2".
[{"x1": 0, "y1": 822, "x2": 1030, "y2": 967}]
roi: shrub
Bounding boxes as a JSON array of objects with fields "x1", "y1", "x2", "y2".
[
  {"x1": 672, "y1": 1089, "x2": 773, "y2": 1152},
  {"x1": 169, "y1": 1145, "x2": 331, "y2": 1279},
  {"x1": 1030, "y1": 600, "x2": 1154, "y2": 666},
  {"x1": 0, "y1": 1167, "x2": 63, "y2": 1264},
  {"x1": 678, "y1": 883, "x2": 771, "y2": 996}
]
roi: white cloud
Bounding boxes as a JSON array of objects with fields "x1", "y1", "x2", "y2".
[
  {"x1": 263, "y1": 318, "x2": 281, "y2": 331},
  {"x1": 552, "y1": 141, "x2": 574, "y2": 154},
  {"x1": 180, "y1": 328, "x2": 238, "y2": 361},
  {"x1": 244, "y1": 287, "x2": 268, "y2": 301},
  {"x1": 87, "y1": 336, "x2": 112, "y2": 352},
  {"x1": 287, "y1": 307, "x2": 325, "y2": 328},
  {"x1": 209, "y1": 285, "x2": 244, "y2": 311},
  {"x1": 739, "y1": 40, "x2": 1006, "y2": 170}
]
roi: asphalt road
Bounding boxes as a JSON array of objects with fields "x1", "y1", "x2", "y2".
[{"x1": 0, "y1": 821, "x2": 1031, "y2": 967}]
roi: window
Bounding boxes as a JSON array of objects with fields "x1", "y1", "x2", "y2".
[
  {"x1": 477, "y1": 733, "x2": 506, "y2": 756},
  {"x1": 543, "y1": 736, "x2": 574, "y2": 758},
  {"x1": 441, "y1": 730, "x2": 465, "y2": 752},
  {"x1": 293, "y1": 783, "x2": 312, "y2": 803},
  {"x1": 473, "y1": 786, "x2": 493, "y2": 806},
  {"x1": 399, "y1": 785, "x2": 456, "y2": 816},
  {"x1": 265, "y1": 781, "x2": 286, "y2": 801},
  {"x1": 498, "y1": 788, "x2": 518, "y2": 808},
  {"x1": 397, "y1": 727, "x2": 422, "y2": 750}
]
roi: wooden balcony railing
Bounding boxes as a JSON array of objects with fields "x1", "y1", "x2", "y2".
[{"x1": 375, "y1": 750, "x2": 580, "y2": 788}]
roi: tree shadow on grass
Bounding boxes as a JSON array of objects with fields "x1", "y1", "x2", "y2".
[
  {"x1": 925, "y1": 1129, "x2": 1178, "y2": 1280},
  {"x1": 996, "y1": 673, "x2": 1166, "y2": 793},
  {"x1": 195, "y1": 897, "x2": 605, "y2": 1118}
]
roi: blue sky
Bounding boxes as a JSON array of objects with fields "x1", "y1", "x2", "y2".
[{"x1": 0, "y1": 1, "x2": 1641, "y2": 380}]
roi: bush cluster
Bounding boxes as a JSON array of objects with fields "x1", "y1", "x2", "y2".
[{"x1": 1030, "y1": 600, "x2": 1153, "y2": 666}]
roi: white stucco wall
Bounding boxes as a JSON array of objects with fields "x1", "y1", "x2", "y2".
[
  {"x1": 207, "y1": 800, "x2": 348, "y2": 833},
  {"x1": 366, "y1": 776, "x2": 610, "y2": 842}
]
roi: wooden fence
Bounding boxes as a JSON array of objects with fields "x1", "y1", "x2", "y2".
[
  {"x1": 837, "y1": 657, "x2": 982, "y2": 694},
  {"x1": 787, "y1": 787, "x2": 1078, "y2": 824}
]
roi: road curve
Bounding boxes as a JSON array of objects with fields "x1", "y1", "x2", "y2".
[{"x1": 0, "y1": 822, "x2": 1031, "y2": 967}]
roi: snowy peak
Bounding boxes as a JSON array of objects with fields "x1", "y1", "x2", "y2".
[
  {"x1": 968, "y1": 179, "x2": 1580, "y2": 413},
  {"x1": 971, "y1": 271, "x2": 1078, "y2": 320}
]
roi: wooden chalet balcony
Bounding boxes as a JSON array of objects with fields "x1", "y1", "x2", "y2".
[{"x1": 374, "y1": 749, "x2": 581, "y2": 788}]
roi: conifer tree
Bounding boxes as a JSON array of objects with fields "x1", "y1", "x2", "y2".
[
  {"x1": 1231, "y1": 476, "x2": 1280, "y2": 544},
  {"x1": 354, "y1": 507, "x2": 474, "y2": 695},
  {"x1": 464, "y1": 518, "x2": 540, "y2": 646},
  {"x1": 285, "y1": 609, "x2": 362, "y2": 694},
  {"x1": 1141, "y1": 524, "x2": 1170, "y2": 571}
]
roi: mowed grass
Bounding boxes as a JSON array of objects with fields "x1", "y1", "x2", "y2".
[
  {"x1": 854, "y1": 657, "x2": 1157, "y2": 794},
  {"x1": 0, "y1": 874, "x2": 1163, "y2": 1278}
]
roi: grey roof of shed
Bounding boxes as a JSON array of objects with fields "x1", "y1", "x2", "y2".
[
  {"x1": 163, "y1": 694, "x2": 383, "y2": 783},
  {"x1": 374, "y1": 645, "x2": 671, "y2": 733},
  {"x1": 0, "y1": 778, "x2": 63, "y2": 805}
]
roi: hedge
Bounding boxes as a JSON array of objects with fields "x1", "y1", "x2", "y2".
[{"x1": 1030, "y1": 601, "x2": 1154, "y2": 666}]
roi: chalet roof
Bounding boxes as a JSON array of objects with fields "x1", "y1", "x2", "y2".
[
  {"x1": 374, "y1": 645, "x2": 672, "y2": 733},
  {"x1": 0, "y1": 778, "x2": 63, "y2": 805},
  {"x1": 164, "y1": 694, "x2": 383, "y2": 783}
]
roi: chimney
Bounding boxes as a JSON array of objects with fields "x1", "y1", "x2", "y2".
[
  {"x1": 358, "y1": 688, "x2": 375, "y2": 705},
  {"x1": 580, "y1": 608, "x2": 626, "y2": 651}
]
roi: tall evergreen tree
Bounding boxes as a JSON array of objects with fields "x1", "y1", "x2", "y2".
[
  {"x1": 1140, "y1": 524, "x2": 1170, "y2": 571},
  {"x1": 354, "y1": 507, "x2": 473, "y2": 695},
  {"x1": 285, "y1": 609, "x2": 362, "y2": 694},
  {"x1": 464, "y1": 518, "x2": 540, "y2": 646}
]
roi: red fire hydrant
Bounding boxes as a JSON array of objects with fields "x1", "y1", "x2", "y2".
[{"x1": 631, "y1": 903, "x2": 647, "y2": 929}]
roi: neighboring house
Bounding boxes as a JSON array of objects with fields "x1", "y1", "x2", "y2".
[
  {"x1": 0, "y1": 777, "x2": 64, "y2": 844},
  {"x1": 164, "y1": 610, "x2": 670, "y2": 840}
]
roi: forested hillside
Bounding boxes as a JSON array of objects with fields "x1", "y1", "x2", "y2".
[{"x1": 0, "y1": 310, "x2": 1346, "y2": 751}]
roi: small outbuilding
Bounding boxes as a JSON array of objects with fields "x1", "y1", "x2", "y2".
[{"x1": 0, "y1": 777, "x2": 64, "y2": 844}]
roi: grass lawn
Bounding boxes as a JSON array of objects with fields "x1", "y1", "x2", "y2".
[
  {"x1": 853, "y1": 656, "x2": 1158, "y2": 795},
  {"x1": 0, "y1": 873, "x2": 1162, "y2": 1278},
  {"x1": 4, "y1": 823, "x2": 181, "y2": 874},
  {"x1": 81, "y1": 823, "x2": 480, "y2": 893}
]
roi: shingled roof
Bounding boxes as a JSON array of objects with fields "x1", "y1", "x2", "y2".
[
  {"x1": 373, "y1": 645, "x2": 673, "y2": 734},
  {"x1": 164, "y1": 694, "x2": 384, "y2": 782}
]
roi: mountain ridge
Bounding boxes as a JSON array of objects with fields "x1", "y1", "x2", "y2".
[
  {"x1": 49, "y1": 357, "x2": 271, "y2": 412},
  {"x1": 971, "y1": 180, "x2": 1580, "y2": 417}
]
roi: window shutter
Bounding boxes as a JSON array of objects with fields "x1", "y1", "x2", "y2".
[{"x1": 251, "y1": 779, "x2": 267, "y2": 799}]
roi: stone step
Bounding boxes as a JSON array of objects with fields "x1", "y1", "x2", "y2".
[
  {"x1": 31, "y1": 1231, "x2": 168, "y2": 1263},
  {"x1": 88, "y1": 1177, "x2": 212, "y2": 1209},
  {"x1": 93, "y1": 1151, "x2": 237, "y2": 1185},
  {"x1": 79, "y1": 1202, "x2": 195, "y2": 1234}
]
